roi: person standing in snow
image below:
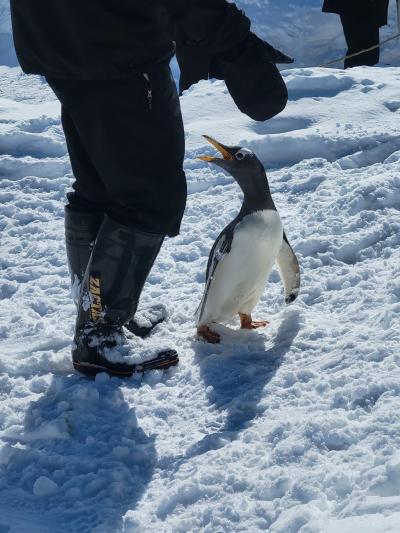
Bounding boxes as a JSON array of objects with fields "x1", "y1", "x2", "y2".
[
  {"x1": 322, "y1": 0, "x2": 390, "y2": 68},
  {"x1": 9, "y1": 0, "x2": 291, "y2": 376}
]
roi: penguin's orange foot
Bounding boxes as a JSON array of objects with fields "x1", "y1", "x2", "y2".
[
  {"x1": 197, "y1": 325, "x2": 220, "y2": 344},
  {"x1": 239, "y1": 313, "x2": 269, "y2": 330}
]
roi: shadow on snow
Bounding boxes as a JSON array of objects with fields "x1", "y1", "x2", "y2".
[
  {"x1": 187, "y1": 309, "x2": 301, "y2": 459},
  {"x1": 0, "y1": 374, "x2": 156, "y2": 533}
]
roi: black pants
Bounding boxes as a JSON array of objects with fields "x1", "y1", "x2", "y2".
[
  {"x1": 47, "y1": 68, "x2": 186, "y2": 237},
  {"x1": 340, "y1": 15, "x2": 380, "y2": 69}
]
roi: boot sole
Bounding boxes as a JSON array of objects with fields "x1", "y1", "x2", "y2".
[{"x1": 73, "y1": 354, "x2": 179, "y2": 378}]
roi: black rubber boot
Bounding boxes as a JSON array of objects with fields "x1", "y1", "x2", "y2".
[
  {"x1": 65, "y1": 206, "x2": 166, "y2": 336},
  {"x1": 72, "y1": 215, "x2": 178, "y2": 377},
  {"x1": 65, "y1": 206, "x2": 103, "y2": 304}
]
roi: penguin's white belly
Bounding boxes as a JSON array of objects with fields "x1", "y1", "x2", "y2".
[{"x1": 198, "y1": 210, "x2": 283, "y2": 326}]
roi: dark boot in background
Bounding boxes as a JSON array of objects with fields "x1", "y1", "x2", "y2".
[
  {"x1": 340, "y1": 15, "x2": 380, "y2": 68},
  {"x1": 72, "y1": 215, "x2": 178, "y2": 377}
]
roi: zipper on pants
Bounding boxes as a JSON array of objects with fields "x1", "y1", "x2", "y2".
[{"x1": 143, "y1": 73, "x2": 152, "y2": 110}]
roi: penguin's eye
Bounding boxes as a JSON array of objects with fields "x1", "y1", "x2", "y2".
[{"x1": 235, "y1": 148, "x2": 252, "y2": 160}]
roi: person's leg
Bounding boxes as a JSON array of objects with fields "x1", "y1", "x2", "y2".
[
  {"x1": 56, "y1": 105, "x2": 107, "y2": 303},
  {"x1": 106, "y1": 69, "x2": 187, "y2": 237},
  {"x1": 47, "y1": 70, "x2": 185, "y2": 374},
  {"x1": 51, "y1": 77, "x2": 181, "y2": 336},
  {"x1": 340, "y1": 15, "x2": 380, "y2": 68},
  {"x1": 49, "y1": 70, "x2": 186, "y2": 236},
  {"x1": 58, "y1": 104, "x2": 110, "y2": 214}
]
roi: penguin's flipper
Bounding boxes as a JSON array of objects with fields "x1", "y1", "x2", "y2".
[
  {"x1": 205, "y1": 223, "x2": 236, "y2": 281},
  {"x1": 195, "y1": 228, "x2": 235, "y2": 325},
  {"x1": 276, "y1": 232, "x2": 300, "y2": 304}
]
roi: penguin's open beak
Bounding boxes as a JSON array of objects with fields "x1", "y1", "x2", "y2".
[{"x1": 199, "y1": 135, "x2": 235, "y2": 162}]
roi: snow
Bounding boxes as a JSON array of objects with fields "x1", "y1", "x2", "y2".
[
  {"x1": 0, "y1": 62, "x2": 399, "y2": 532},
  {"x1": 0, "y1": 3, "x2": 400, "y2": 532}
]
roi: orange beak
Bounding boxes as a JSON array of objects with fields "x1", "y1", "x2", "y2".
[{"x1": 198, "y1": 135, "x2": 235, "y2": 162}]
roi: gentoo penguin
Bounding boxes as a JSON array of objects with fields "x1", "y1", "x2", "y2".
[{"x1": 196, "y1": 135, "x2": 300, "y2": 343}]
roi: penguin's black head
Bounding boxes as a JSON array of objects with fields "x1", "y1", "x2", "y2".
[{"x1": 199, "y1": 135, "x2": 267, "y2": 193}]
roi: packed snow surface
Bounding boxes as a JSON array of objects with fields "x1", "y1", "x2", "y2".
[{"x1": 1, "y1": 63, "x2": 400, "y2": 532}]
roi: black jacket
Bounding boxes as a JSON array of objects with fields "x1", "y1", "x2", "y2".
[
  {"x1": 322, "y1": 0, "x2": 389, "y2": 27},
  {"x1": 10, "y1": 0, "x2": 251, "y2": 79}
]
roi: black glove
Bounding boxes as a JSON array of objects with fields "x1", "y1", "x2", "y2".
[
  {"x1": 211, "y1": 32, "x2": 290, "y2": 122},
  {"x1": 262, "y1": 40, "x2": 294, "y2": 64},
  {"x1": 219, "y1": 32, "x2": 294, "y2": 67}
]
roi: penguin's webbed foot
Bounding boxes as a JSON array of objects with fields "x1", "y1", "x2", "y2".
[
  {"x1": 239, "y1": 313, "x2": 269, "y2": 330},
  {"x1": 197, "y1": 325, "x2": 220, "y2": 344}
]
